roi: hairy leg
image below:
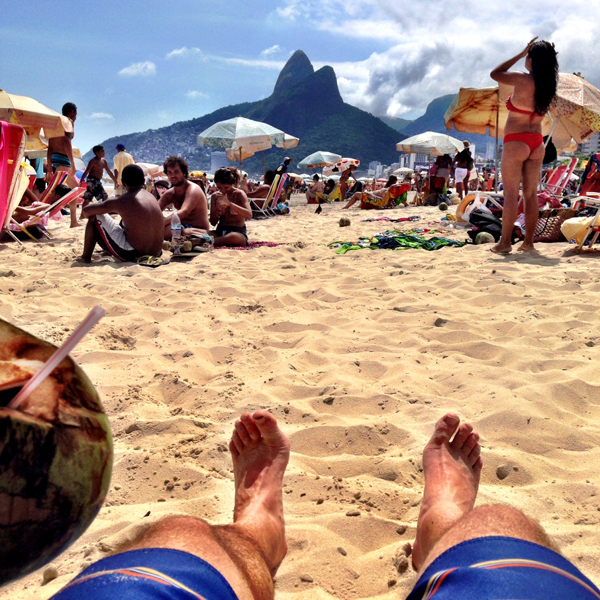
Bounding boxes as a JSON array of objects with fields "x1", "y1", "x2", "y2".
[
  {"x1": 412, "y1": 414, "x2": 482, "y2": 571},
  {"x1": 120, "y1": 411, "x2": 289, "y2": 600}
]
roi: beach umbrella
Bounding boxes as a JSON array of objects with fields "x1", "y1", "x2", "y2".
[
  {"x1": 297, "y1": 151, "x2": 342, "y2": 169},
  {"x1": 396, "y1": 131, "x2": 464, "y2": 156},
  {"x1": 136, "y1": 162, "x2": 163, "y2": 177},
  {"x1": 323, "y1": 157, "x2": 360, "y2": 176},
  {"x1": 0, "y1": 90, "x2": 70, "y2": 151},
  {"x1": 197, "y1": 116, "x2": 286, "y2": 172},
  {"x1": 277, "y1": 133, "x2": 299, "y2": 150},
  {"x1": 394, "y1": 166, "x2": 414, "y2": 175}
]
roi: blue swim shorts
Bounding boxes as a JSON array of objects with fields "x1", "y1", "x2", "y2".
[
  {"x1": 407, "y1": 535, "x2": 600, "y2": 599},
  {"x1": 50, "y1": 548, "x2": 239, "y2": 599}
]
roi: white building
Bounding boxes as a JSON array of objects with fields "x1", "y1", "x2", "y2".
[{"x1": 578, "y1": 132, "x2": 600, "y2": 155}]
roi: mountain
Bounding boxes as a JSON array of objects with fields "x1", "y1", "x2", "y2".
[
  {"x1": 400, "y1": 94, "x2": 495, "y2": 155},
  {"x1": 379, "y1": 116, "x2": 412, "y2": 133},
  {"x1": 85, "y1": 51, "x2": 405, "y2": 174}
]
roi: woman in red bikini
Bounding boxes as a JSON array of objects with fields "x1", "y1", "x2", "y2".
[{"x1": 490, "y1": 37, "x2": 558, "y2": 253}]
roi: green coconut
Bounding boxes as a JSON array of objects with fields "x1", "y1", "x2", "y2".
[
  {"x1": 438, "y1": 202, "x2": 449, "y2": 211},
  {"x1": 475, "y1": 232, "x2": 496, "y2": 245},
  {"x1": 339, "y1": 217, "x2": 351, "y2": 227},
  {"x1": 0, "y1": 318, "x2": 112, "y2": 585}
]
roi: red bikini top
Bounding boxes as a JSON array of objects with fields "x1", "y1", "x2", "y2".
[{"x1": 506, "y1": 94, "x2": 543, "y2": 119}]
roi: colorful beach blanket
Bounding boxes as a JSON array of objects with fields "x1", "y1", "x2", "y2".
[
  {"x1": 215, "y1": 241, "x2": 287, "y2": 251},
  {"x1": 329, "y1": 230, "x2": 466, "y2": 254}
]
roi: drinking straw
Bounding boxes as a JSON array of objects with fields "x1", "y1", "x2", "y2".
[{"x1": 8, "y1": 306, "x2": 106, "y2": 410}]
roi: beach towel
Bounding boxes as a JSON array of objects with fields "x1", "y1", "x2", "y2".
[
  {"x1": 329, "y1": 231, "x2": 466, "y2": 254},
  {"x1": 362, "y1": 216, "x2": 420, "y2": 223}
]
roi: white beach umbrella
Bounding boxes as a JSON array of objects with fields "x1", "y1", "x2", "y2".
[
  {"x1": 396, "y1": 131, "x2": 464, "y2": 156},
  {"x1": 297, "y1": 151, "x2": 342, "y2": 169}
]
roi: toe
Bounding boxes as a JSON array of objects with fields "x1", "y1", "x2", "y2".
[
  {"x1": 429, "y1": 413, "x2": 460, "y2": 446},
  {"x1": 450, "y1": 423, "x2": 473, "y2": 451},
  {"x1": 463, "y1": 432, "x2": 479, "y2": 456},
  {"x1": 235, "y1": 419, "x2": 253, "y2": 445},
  {"x1": 468, "y1": 443, "x2": 481, "y2": 468},
  {"x1": 252, "y1": 411, "x2": 287, "y2": 445},
  {"x1": 240, "y1": 412, "x2": 261, "y2": 441},
  {"x1": 230, "y1": 432, "x2": 243, "y2": 455}
]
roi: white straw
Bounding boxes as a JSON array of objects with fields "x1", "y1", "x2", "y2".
[{"x1": 8, "y1": 306, "x2": 106, "y2": 410}]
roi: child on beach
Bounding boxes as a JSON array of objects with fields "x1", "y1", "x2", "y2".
[{"x1": 80, "y1": 145, "x2": 118, "y2": 206}]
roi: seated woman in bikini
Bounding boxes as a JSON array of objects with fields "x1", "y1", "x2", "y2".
[
  {"x1": 490, "y1": 37, "x2": 558, "y2": 254},
  {"x1": 342, "y1": 175, "x2": 403, "y2": 209}
]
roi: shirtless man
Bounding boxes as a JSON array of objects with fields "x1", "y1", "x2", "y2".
[
  {"x1": 159, "y1": 156, "x2": 210, "y2": 239},
  {"x1": 80, "y1": 145, "x2": 118, "y2": 206},
  {"x1": 306, "y1": 173, "x2": 324, "y2": 203},
  {"x1": 452, "y1": 141, "x2": 473, "y2": 201},
  {"x1": 246, "y1": 170, "x2": 275, "y2": 209},
  {"x1": 50, "y1": 410, "x2": 290, "y2": 600},
  {"x1": 210, "y1": 167, "x2": 253, "y2": 247},
  {"x1": 80, "y1": 165, "x2": 164, "y2": 263},
  {"x1": 46, "y1": 102, "x2": 79, "y2": 227}
]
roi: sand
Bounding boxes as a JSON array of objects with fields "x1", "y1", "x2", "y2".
[{"x1": 1, "y1": 195, "x2": 600, "y2": 599}]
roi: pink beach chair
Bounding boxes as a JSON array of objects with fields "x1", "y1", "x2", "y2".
[{"x1": 0, "y1": 121, "x2": 27, "y2": 243}]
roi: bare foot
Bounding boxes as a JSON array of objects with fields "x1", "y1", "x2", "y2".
[
  {"x1": 229, "y1": 410, "x2": 290, "y2": 572},
  {"x1": 517, "y1": 242, "x2": 537, "y2": 252},
  {"x1": 70, "y1": 222, "x2": 83, "y2": 228},
  {"x1": 490, "y1": 243, "x2": 512, "y2": 254},
  {"x1": 412, "y1": 414, "x2": 482, "y2": 571}
]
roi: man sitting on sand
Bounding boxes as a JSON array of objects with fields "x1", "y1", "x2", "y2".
[
  {"x1": 159, "y1": 156, "x2": 210, "y2": 239},
  {"x1": 80, "y1": 145, "x2": 118, "y2": 205},
  {"x1": 306, "y1": 174, "x2": 324, "y2": 203},
  {"x1": 80, "y1": 165, "x2": 164, "y2": 263},
  {"x1": 50, "y1": 410, "x2": 289, "y2": 600}
]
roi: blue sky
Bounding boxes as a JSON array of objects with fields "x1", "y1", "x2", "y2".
[{"x1": 2, "y1": 0, "x2": 599, "y2": 154}]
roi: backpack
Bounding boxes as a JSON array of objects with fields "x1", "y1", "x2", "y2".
[{"x1": 467, "y1": 208, "x2": 502, "y2": 242}]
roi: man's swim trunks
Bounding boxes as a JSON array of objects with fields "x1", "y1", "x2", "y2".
[
  {"x1": 216, "y1": 223, "x2": 248, "y2": 243},
  {"x1": 51, "y1": 153, "x2": 71, "y2": 168},
  {"x1": 49, "y1": 548, "x2": 239, "y2": 599},
  {"x1": 93, "y1": 214, "x2": 147, "y2": 262},
  {"x1": 407, "y1": 536, "x2": 600, "y2": 599},
  {"x1": 82, "y1": 176, "x2": 108, "y2": 202}
]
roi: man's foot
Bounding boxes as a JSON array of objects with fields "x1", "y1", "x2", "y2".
[
  {"x1": 76, "y1": 256, "x2": 91, "y2": 263},
  {"x1": 229, "y1": 411, "x2": 290, "y2": 572},
  {"x1": 412, "y1": 414, "x2": 482, "y2": 571},
  {"x1": 70, "y1": 222, "x2": 83, "y2": 228},
  {"x1": 490, "y1": 243, "x2": 512, "y2": 254}
]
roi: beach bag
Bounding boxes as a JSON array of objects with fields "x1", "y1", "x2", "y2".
[
  {"x1": 468, "y1": 209, "x2": 502, "y2": 242},
  {"x1": 462, "y1": 193, "x2": 491, "y2": 223},
  {"x1": 534, "y1": 208, "x2": 576, "y2": 242}
]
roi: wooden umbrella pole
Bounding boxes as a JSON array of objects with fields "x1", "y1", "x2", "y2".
[{"x1": 262, "y1": 151, "x2": 265, "y2": 175}]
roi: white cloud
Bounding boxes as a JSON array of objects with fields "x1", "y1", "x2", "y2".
[
  {"x1": 186, "y1": 90, "x2": 209, "y2": 100},
  {"x1": 118, "y1": 61, "x2": 156, "y2": 77},
  {"x1": 89, "y1": 112, "x2": 114, "y2": 120},
  {"x1": 260, "y1": 45, "x2": 282, "y2": 57},
  {"x1": 166, "y1": 47, "x2": 203, "y2": 59}
]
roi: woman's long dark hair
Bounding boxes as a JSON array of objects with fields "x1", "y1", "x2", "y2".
[
  {"x1": 528, "y1": 41, "x2": 559, "y2": 115},
  {"x1": 384, "y1": 175, "x2": 398, "y2": 187}
]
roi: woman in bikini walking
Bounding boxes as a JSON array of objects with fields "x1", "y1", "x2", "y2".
[{"x1": 490, "y1": 38, "x2": 558, "y2": 254}]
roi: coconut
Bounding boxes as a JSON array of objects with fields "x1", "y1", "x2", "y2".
[
  {"x1": 339, "y1": 217, "x2": 351, "y2": 227},
  {"x1": 475, "y1": 232, "x2": 496, "y2": 245},
  {"x1": 0, "y1": 318, "x2": 112, "y2": 585},
  {"x1": 438, "y1": 202, "x2": 448, "y2": 211}
]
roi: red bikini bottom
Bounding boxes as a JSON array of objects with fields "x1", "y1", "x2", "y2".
[{"x1": 504, "y1": 132, "x2": 544, "y2": 153}]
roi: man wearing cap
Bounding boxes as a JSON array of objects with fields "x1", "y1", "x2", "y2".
[{"x1": 113, "y1": 143, "x2": 135, "y2": 196}]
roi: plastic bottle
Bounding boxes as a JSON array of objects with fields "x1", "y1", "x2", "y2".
[{"x1": 171, "y1": 211, "x2": 183, "y2": 242}]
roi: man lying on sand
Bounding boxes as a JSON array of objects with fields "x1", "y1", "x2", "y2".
[
  {"x1": 49, "y1": 411, "x2": 600, "y2": 599},
  {"x1": 80, "y1": 165, "x2": 164, "y2": 263},
  {"x1": 159, "y1": 156, "x2": 210, "y2": 240}
]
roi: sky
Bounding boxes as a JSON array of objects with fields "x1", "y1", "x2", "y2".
[{"x1": 2, "y1": 0, "x2": 599, "y2": 154}]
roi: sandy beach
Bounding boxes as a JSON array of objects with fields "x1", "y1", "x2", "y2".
[{"x1": 2, "y1": 196, "x2": 600, "y2": 599}]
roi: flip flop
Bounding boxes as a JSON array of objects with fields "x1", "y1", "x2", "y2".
[{"x1": 137, "y1": 255, "x2": 170, "y2": 268}]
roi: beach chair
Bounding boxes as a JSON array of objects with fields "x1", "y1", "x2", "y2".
[
  {"x1": 252, "y1": 173, "x2": 289, "y2": 218},
  {"x1": 541, "y1": 157, "x2": 577, "y2": 199},
  {"x1": 579, "y1": 153, "x2": 600, "y2": 195},
  {"x1": 39, "y1": 170, "x2": 69, "y2": 203},
  {"x1": 10, "y1": 186, "x2": 86, "y2": 241},
  {"x1": 0, "y1": 121, "x2": 27, "y2": 244},
  {"x1": 360, "y1": 183, "x2": 411, "y2": 209},
  {"x1": 570, "y1": 193, "x2": 600, "y2": 251}
]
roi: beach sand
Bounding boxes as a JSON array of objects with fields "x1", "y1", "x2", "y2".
[{"x1": 1, "y1": 196, "x2": 600, "y2": 599}]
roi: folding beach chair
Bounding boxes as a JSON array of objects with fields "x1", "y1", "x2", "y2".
[
  {"x1": 10, "y1": 186, "x2": 85, "y2": 241},
  {"x1": 0, "y1": 121, "x2": 27, "y2": 244},
  {"x1": 252, "y1": 173, "x2": 289, "y2": 218},
  {"x1": 541, "y1": 157, "x2": 577, "y2": 200},
  {"x1": 570, "y1": 193, "x2": 600, "y2": 251},
  {"x1": 360, "y1": 183, "x2": 412, "y2": 209},
  {"x1": 39, "y1": 170, "x2": 68, "y2": 203}
]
